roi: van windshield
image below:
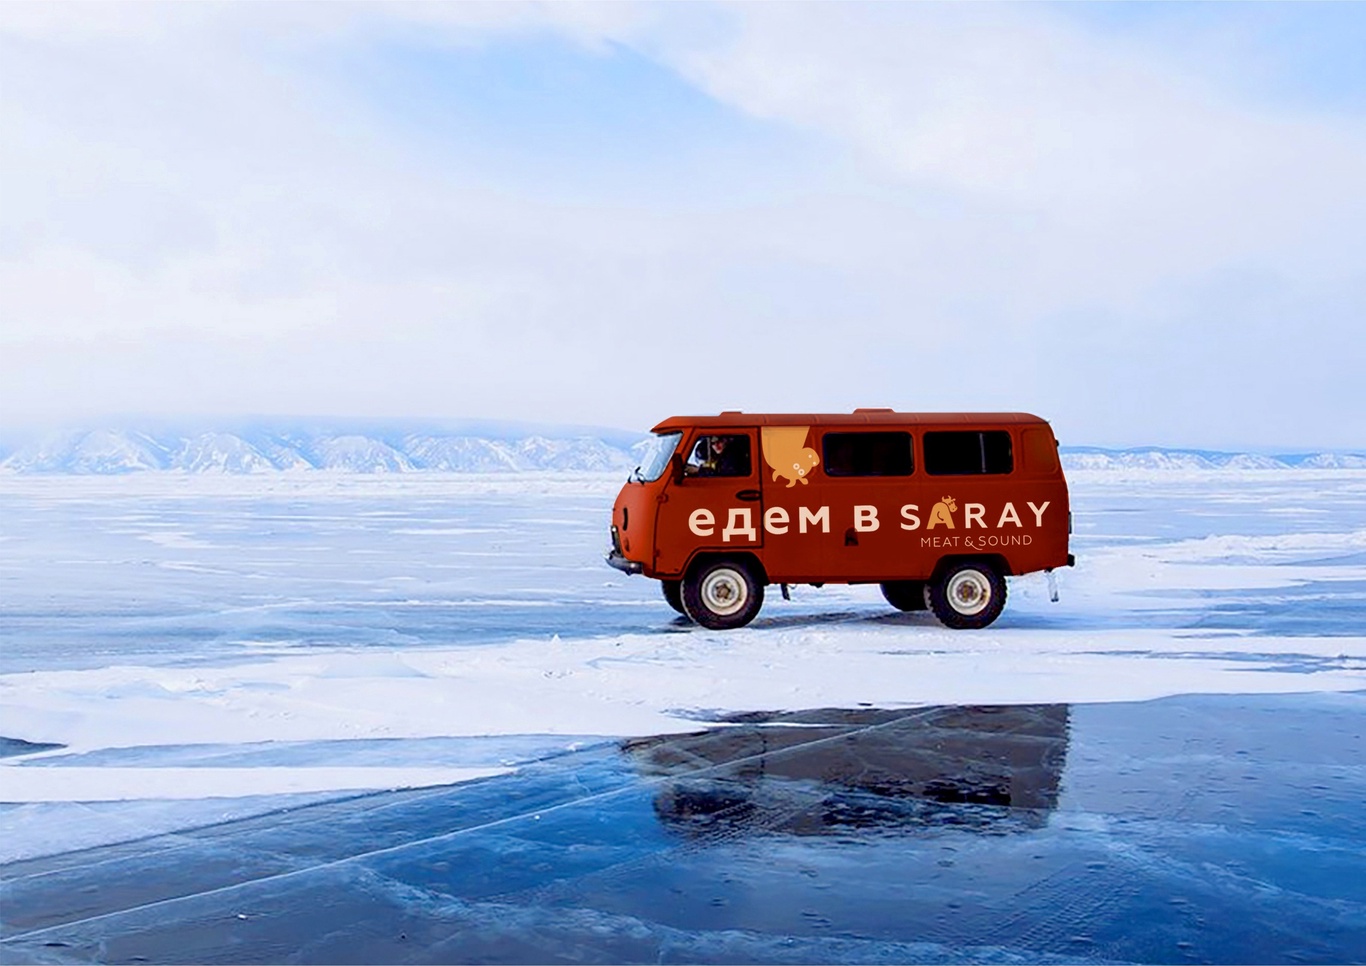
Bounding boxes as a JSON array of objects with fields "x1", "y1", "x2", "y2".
[{"x1": 631, "y1": 432, "x2": 683, "y2": 483}]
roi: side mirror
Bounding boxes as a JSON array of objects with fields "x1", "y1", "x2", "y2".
[{"x1": 670, "y1": 453, "x2": 685, "y2": 485}]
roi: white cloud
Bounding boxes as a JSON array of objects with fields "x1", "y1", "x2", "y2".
[
  {"x1": 1, "y1": 2, "x2": 1362, "y2": 447},
  {"x1": 632, "y1": 5, "x2": 1365, "y2": 271}
]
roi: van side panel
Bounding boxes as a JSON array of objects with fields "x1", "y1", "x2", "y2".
[
  {"x1": 756, "y1": 424, "x2": 1068, "y2": 582},
  {"x1": 907, "y1": 425, "x2": 1069, "y2": 577}
]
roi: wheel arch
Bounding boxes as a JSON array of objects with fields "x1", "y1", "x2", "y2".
[
  {"x1": 930, "y1": 553, "x2": 1012, "y2": 583},
  {"x1": 683, "y1": 550, "x2": 769, "y2": 586}
]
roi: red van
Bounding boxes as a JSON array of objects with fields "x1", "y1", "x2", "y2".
[{"x1": 607, "y1": 411, "x2": 1073, "y2": 630}]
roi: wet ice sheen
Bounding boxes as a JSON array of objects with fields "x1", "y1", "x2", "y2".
[{"x1": 1, "y1": 694, "x2": 1362, "y2": 964}]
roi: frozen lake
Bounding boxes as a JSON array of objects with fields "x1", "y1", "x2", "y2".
[{"x1": 1, "y1": 470, "x2": 1364, "y2": 963}]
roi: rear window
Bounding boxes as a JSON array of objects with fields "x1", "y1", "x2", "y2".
[
  {"x1": 822, "y1": 432, "x2": 914, "y2": 477},
  {"x1": 923, "y1": 431, "x2": 1014, "y2": 475}
]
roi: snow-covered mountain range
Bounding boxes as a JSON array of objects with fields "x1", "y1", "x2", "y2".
[
  {"x1": 0, "y1": 424, "x2": 1361, "y2": 474},
  {"x1": 1060, "y1": 446, "x2": 1366, "y2": 471},
  {"x1": 0, "y1": 425, "x2": 645, "y2": 475}
]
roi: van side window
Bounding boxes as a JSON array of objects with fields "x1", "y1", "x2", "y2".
[
  {"x1": 684, "y1": 434, "x2": 752, "y2": 477},
  {"x1": 923, "y1": 431, "x2": 1014, "y2": 475},
  {"x1": 822, "y1": 432, "x2": 914, "y2": 477}
]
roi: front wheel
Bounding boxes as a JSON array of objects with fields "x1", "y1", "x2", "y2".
[
  {"x1": 927, "y1": 561, "x2": 1006, "y2": 629},
  {"x1": 682, "y1": 559, "x2": 764, "y2": 630},
  {"x1": 661, "y1": 579, "x2": 686, "y2": 615}
]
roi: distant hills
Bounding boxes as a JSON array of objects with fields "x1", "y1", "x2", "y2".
[
  {"x1": 0, "y1": 424, "x2": 646, "y2": 475},
  {"x1": 0, "y1": 424, "x2": 1361, "y2": 474},
  {"x1": 1058, "y1": 446, "x2": 1366, "y2": 471}
]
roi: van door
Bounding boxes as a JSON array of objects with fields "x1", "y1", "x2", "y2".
[
  {"x1": 817, "y1": 428, "x2": 920, "y2": 580},
  {"x1": 756, "y1": 425, "x2": 830, "y2": 582},
  {"x1": 653, "y1": 429, "x2": 764, "y2": 577}
]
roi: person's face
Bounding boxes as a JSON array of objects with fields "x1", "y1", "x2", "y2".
[{"x1": 712, "y1": 437, "x2": 726, "y2": 451}]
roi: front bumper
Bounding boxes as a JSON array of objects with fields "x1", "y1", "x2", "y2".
[
  {"x1": 606, "y1": 550, "x2": 644, "y2": 575},
  {"x1": 606, "y1": 523, "x2": 644, "y2": 575}
]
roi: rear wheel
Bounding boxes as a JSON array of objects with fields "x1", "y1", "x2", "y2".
[
  {"x1": 682, "y1": 558, "x2": 764, "y2": 630},
  {"x1": 927, "y1": 561, "x2": 1006, "y2": 629},
  {"x1": 661, "y1": 579, "x2": 685, "y2": 615},
  {"x1": 880, "y1": 580, "x2": 927, "y2": 612}
]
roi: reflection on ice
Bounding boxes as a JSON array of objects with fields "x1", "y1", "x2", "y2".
[
  {"x1": 1, "y1": 693, "x2": 1364, "y2": 965},
  {"x1": 625, "y1": 705, "x2": 1069, "y2": 837}
]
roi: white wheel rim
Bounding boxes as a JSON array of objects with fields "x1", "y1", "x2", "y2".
[
  {"x1": 946, "y1": 570, "x2": 991, "y2": 616},
  {"x1": 701, "y1": 569, "x2": 748, "y2": 616}
]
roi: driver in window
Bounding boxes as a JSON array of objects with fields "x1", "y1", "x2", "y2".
[{"x1": 685, "y1": 435, "x2": 750, "y2": 477}]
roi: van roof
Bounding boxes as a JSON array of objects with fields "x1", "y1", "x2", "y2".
[{"x1": 651, "y1": 412, "x2": 1050, "y2": 433}]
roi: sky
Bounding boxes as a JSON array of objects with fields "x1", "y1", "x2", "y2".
[{"x1": 1, "y1": 2, "x2": 1363, "y2": 450}]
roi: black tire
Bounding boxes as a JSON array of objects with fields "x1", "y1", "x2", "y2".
[
  {"x1": 927, "y1": 560, "x2": 1006, "y2": 629},
  {"x1": 880, "y1": 580, "x2": 928, "y2": 612},
  {"x1": 661, "y1": 579, "x2": 686, "y2": 615},
  {"x1": 682, "y1": 558, "x2": 764, "y2": 630}
]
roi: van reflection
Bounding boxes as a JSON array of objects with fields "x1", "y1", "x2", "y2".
[{"x1": 623, "y1": 705, "x2": 1070, "y2": 837}]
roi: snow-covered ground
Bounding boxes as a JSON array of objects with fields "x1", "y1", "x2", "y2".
[{"x1": 1, "y1": 470, "x2": 1363, "y2": 862}]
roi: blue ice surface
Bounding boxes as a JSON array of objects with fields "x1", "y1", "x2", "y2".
[
  {"x1": 1, "y1": 472, "x2": 1365, "y2": 674},
  {"x1": 1, "y1": 692, "x2": 1363, "y2": 964},
  {"x1": 0, "y1": 478, "x2": 664, "y2": 674}
]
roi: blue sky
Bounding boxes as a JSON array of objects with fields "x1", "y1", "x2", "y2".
[
  {"x1": 1, "y1": 2, "x2": 1363, "y2": 449},
  {"x1": 1051, "y1": 1, "x2": 1366, "y2": 111}
]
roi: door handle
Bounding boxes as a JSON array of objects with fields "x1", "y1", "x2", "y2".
[{"x1": 735, "y1": 489, "x2": 761, "y2": 501}]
